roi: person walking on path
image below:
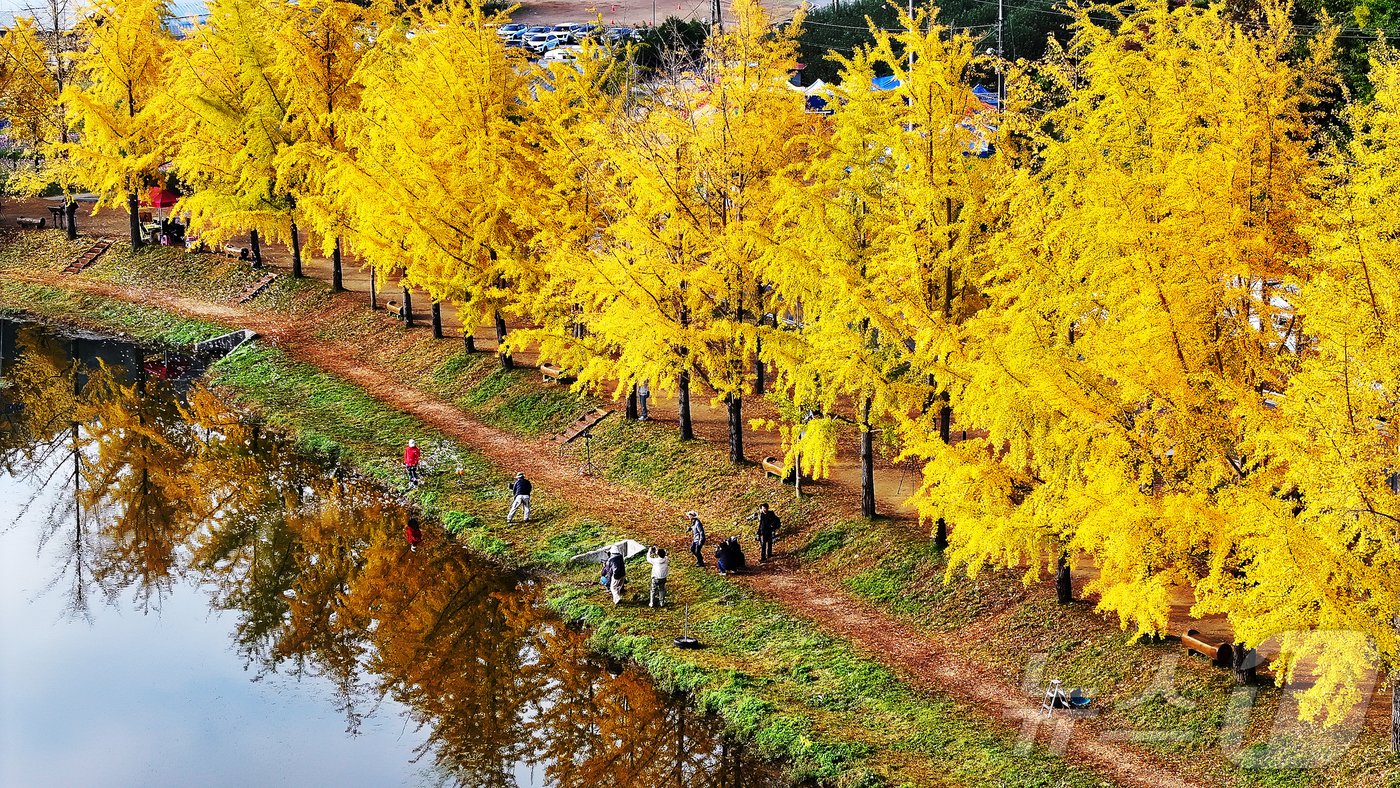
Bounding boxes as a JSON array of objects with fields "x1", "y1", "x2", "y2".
[
  {"x1": 404, "y1": 516, "x2": 422, "y2": 552},
  {"x1": 749, "y1": 503, "x2": 780, "y2": 562},
  {"x1": 647, "y1": 547, "x2": 669, "y2": 608},
  {"x1": 605, "y1": 548, "x2": 627, "y2": 605},
  {"x1": 404, "y1": 440, "x2": 422, "y2": 486},
  {"x1": 686, "y1": 511, "x2": 705, "y2": 566},
  {"x1": 638, "y1": 380, "x2": 650, "y2": 421},
  {"x1": 507, "y1": 472, "x2": 532, "y2": 522}
]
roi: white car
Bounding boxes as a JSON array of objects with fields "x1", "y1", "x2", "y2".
[
  {"x1": 540, "y1": 45, "x2": 583, "y2": 64},
  {"x1": 524, "y1": 32, "x2": 563, "y2": 53}
]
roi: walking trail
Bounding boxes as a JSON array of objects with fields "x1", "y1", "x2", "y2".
[{"x1": 4, "y1": 262, "x2": 1211, "y2": 788}]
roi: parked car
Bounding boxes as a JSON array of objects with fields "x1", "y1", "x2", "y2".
[
  {"x1": 540, "y1": 45, "x2": 583, "y2": 63},
  {"x1": 524, "y1": 32, "x2": 564, "y2": 53},
  {"x1": 551, "y1": 22, "x2": 584, "y2": 37},
  {"x1": 504, "y1": 25, "x2": 549, "y2": 47},
  {"x1": 604, "y1": 26, "x2": 637, "y2": 43},
  {"x1": 495, "y1": 23, "x2": 527, "y2": 39}
]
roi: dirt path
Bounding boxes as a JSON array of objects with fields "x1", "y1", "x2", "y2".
[{"x1": 9, "y1": 268, "x2": 1208, "y2": 788}]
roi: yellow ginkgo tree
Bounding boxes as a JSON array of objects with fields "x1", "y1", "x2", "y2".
[
  {"x1": 335, "y1": 0, "x2": 538, "y2": 362},
  {"x1": 63, "y1": 0, "x2": 176, "y2": 248},
  {"x1": 163, "y1": 0, "x2": 306, "y2": 273},
  {"x1": 266, "y1": 0, "x2": 381, "y2": 291}
]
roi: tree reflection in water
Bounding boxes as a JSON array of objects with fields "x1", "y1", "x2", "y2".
[{"x1": 0, "y1": 321, "x2": 780, "y2": 787}]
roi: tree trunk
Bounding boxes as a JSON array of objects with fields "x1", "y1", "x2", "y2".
[
  {"x1": 65, "y1": 200, "x2": 77, "y2": 241},
  {"x1": 1056, "y1": 554, "x2": 1073, "y2": 604},
  {"x1": 754, "y1": 336, "x2": 765, "y2": 395},
  {"x1": 331, "y1": 236, "x2": 344, "y2": 292},
  {"x1": 494, "y1": 311, "x2": 512, "y2": 368},
  {"x1": 1393, "y1": 671, "x2": 1400, "y2": 753},
  {"x1": 935, "y1": 518, "x2": 948, "y2": 549},
  {"x1": 127, "y1": 193, "x2": 142, "y2": 249},
  {"x1": 1232, "y1": 645, "x2": 1256, "y2": 686},
  {"x1": 289, "y1": 219, "x2": 303, "y2": 278},
  {"x1": 431, "y1": 302, "x2": 443, "y2": 339},
  {"x1": 463, "y1": 326, "x2": 476, "y2": 353},
  {"x1": 369, "y1": 266, "x2": 377, "y2": 308},
  {"x1": 626, "y1": 387, "x2": 639, "y2": 420},
  {"x1": 860, "y1": 397, "x2": 876, "y2": 519},
  {"x1": 678, "y1": 370, "x2": 694, "y2": 440},
  {"x1": 402, "y1": 286, "x2": 414, "y2": 328},
  {"x1": 249, "y1": 229, "x2": 262, "y2": 268},
  {"x1": 727, "y1": 393, "x2": 744, "y2": 464}
]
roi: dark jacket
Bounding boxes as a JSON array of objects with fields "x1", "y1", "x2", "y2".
[
  {"x1": 756, "y1": 510, "x2": 780, "y2": 540},
  {"x1": 512, "y1": 477, "x2": 532, "y2": 496},
  {"x1": 605, "y1": 553, "x2": 626, "y2": 582}
]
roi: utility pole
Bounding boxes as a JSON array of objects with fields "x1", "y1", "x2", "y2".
[
  {"x1": 711, "y1": 0, "x2": 721, "y2": 28},
  {"x1": 997, "y1": 0, "x2": 1005, "y2": 108}
]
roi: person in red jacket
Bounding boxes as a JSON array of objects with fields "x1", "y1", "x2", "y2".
[
  {"x1": 404, "y1": 439, "x2": 421, "y2": 485},
  {"x1": 404, "y1": 516, "x2": 422, "y2": 552}
]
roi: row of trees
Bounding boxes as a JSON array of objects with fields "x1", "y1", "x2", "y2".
[{"x1": 8, "y1": 0, "x2": 1400, "y2": 729}]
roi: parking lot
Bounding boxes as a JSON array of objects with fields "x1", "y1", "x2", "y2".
[{"x1": 509, "y1": 0, "x2": 805, "y2": 28}]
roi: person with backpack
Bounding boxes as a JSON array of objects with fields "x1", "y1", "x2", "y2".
[
  {"x1": 604, "y1": 547, "x2": 627, "y2": 604},
  {"x1": 647, "y1": 546, "x2": 669, "y2": 608},
  {"x1": 507, "y1": 472, "x2": 532, "y2": 522},
  {"x1": 749, "y1": 503, "x2": 780, "y2": 562},
  {"x1": 685, "y1": 511, "x2": 705, "y2": 567}
]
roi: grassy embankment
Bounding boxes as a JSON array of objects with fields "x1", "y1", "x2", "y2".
[{"x1": 4, "y1": 229, "x2": 1397, "y2": 785}]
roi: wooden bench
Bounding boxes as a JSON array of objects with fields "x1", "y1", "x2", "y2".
[
  {"x1": 222, "y1": 245, "x2": 249, "y2": 260},
  {"x1": 540, "y1": 363, "x2": 575, "y2": 384},
  {"x1": 1182, "y1": 629, "x2": 1234, "y2": 669},
  {"x1": 16, "y1": 217, "x2": 46, "y2": 229},
  {"x1": 763, "y1": 456, "x2": 806, "y2": 484}
]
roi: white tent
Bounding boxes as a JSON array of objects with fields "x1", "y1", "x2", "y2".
[{"x1": 570, "y1": 539, "x2": 649, "y2": 565}]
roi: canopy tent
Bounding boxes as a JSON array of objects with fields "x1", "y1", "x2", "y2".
[
  {"x1": 569, "y1": 539, "x2": 649, "y2": 565},
  {"x1": 786, "y1": 78, "x2": 831, "y2": 112}
]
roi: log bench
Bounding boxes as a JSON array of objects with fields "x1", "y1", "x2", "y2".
[
  {"x1": 1182, "y1": 628, "x2": 1234, "y2": 669},
  {"x1": 16, "y1": 217, "x2": 46, "y2": 229},
  {"x1": 540, "y1": 363, "x2": 575, "y2": 384},
  {"x1": 763, "y1": 456, "x2": 807, "y2": 484}
]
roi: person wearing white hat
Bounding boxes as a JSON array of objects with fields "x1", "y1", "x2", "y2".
[
  {"x1": 507, "y1": 471, "x2": 532, "y2": 522},
  {"x1": 403, "y1": 439, "x2": 421, "y2": 486}
]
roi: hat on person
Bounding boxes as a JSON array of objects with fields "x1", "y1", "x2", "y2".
[
  {"x1": 686, "y1": 510, "x2": 698, "y2": 518},
  {"x1": 408, "y1": 439, "x2": 416, "y2": 447},
  {"x1": 516, "y1": 472, "x2": 524, "y2": 478}
]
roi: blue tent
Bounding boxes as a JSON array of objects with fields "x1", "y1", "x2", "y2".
[
  {"x1": 871, "y1": 75, "x2": 902, "y2": 91},
  {"x1": 971, "y1": 84, "x2": 1000, "y2": 109}
]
